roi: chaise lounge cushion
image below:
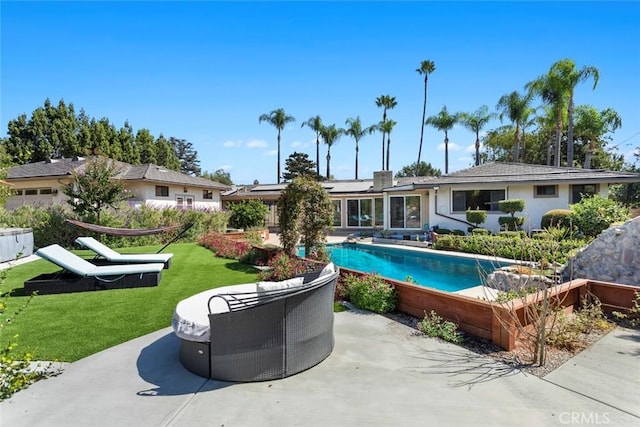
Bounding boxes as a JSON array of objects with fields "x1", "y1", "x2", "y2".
[
  {"x1": 75, "y1": 237, "x2": 173, "y2": 267},
  {"x1": 256, "y1": 276, "x2": 304, "y2": 292}
]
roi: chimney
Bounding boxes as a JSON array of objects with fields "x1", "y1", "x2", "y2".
[{"x1": 373, "y1": 171, "x2": 393, "y2": 191}]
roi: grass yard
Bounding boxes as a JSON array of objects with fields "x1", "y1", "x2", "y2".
[{"x1": 1, "y1": 243, "x2": 258, "y2": 362}]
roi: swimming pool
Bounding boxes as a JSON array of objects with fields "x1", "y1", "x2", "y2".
[{"x1": 302, "y1": 244, "x2": 508, "y2": 292}]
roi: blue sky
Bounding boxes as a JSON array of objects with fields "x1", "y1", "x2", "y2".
[{"x1": 2, "y1": 1, "x2": 639, "y2": 184}]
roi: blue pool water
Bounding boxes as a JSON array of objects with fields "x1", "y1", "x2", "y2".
[{"x1": 301, "y1": 244, "x2": 508, "y2": 292}]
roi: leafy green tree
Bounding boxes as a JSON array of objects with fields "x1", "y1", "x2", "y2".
[
  {"x1": 0, "y1": 146, "x2": 13, "y2": 205},
  {"x1": 550, "y1": 59, "x2": 600, "y2": 167},
  {"x1": 202, "y1": 169, "x2": 233, "y2": 186},
  {"x1": 3, "y1": 113, "x2": 31, "y2": 163},
  {"x1": 277, "y1": 177, "x2": 333, "y2": 257},
  {"x1": 375, "y1": 95, "x2": 397, "y2": 170},
  {"x1": 169, "y1": 137, "x2": 201, "y2": 176},
  {"x1": 155, "y1": 134, "x2": 181, "y2": 171},
  {"x1": 63, "y1": 157, "x2": 128, "y2": 224},
  {"x1": 459, "y1": 106, "x2": 495, "y2": 166},
  {"x1": 425, "y1": 106, "x2": 458, "y2": 174},
  {"x1": 301, "y1": 115, "x2": 323, "y2": 176},
  {"x1": 118, "y1": 121, "x2": 140, "y2": 164},
  {"x1": 319, "y1": 124, "x2": 344, "y2": 179},
  {"x1": 496, "y1": 90, "x2": 533, "y2": 162},
  {"x1": 282, "y1": 152, "x2": 318, "y2": 181},
  {"x1": 570, "y1": 194, "x2": 628, "y2": 238},
  {"x1": 416, "y1": 59, "x2": 436, "y2": 174},
  {"x1": 609, "y1": 148, "x2": 640, "y2": 208},
  {"x1": 395, "y1": 161, "x2": 441, "y2": 177},
  {"x1": 136, "y1": 129, "x2": 157, "y2": 164},
  {"x1": 573, "y1": 106, "x2": 622, "y2": 169},
  {"x1": 227, "y1": 200, "x2": 269, "y2": 230},
  {"x1": 344, "y1": 117, "x2": 376, "y2": 179},
  {"x1": 259, "y1": 108, "x2": 295, "y2": 183}
]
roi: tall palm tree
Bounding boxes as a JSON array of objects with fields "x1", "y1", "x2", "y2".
[
  {"x1": 375, "y1": 95, "x2": 397, "y2": 170},
  {"x1": 458, "y1": 106, "x2": 495, "y2": 166},
  {"x1": 378, "y1": 119, "x2": 397, "y2": 171},
  {"x1": 526, "y1": 71, "x2": 567, "y2": 167},
  {"x1": 259, "y1": 108, "x2": 295, "y2": 183},
  {"x1": 344, "y1": 116, "x2": 377, "y2": 179},
  {"x1": 301, "y1": 115, "x2": 323, "y2": 176},
  {"x1": 425, "y1": 106, "x2": 458, "y2": 174},
  {"x1": 416, "y1": 60, "x2": 436, "y2": 175},
  {"x1": 319, "y1": 124, "x2": 344, "y2": 179},
  {"x1": 550, "y1": 59, "x2": 600, "y2": 167},
  {"x1": 496, "y1": 90, "x2": 533, "y2": 163}
]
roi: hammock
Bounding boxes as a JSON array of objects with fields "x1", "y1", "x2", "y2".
[
  {"x1": 66, "y1": 219, "x2": 183, "y2": 237},
  {"x1": 66, "y1": 220, "x2": 194, "y2": 253}
]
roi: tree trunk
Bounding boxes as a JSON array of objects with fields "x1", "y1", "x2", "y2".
[
  {"x1": 277, "y1": 130, "x2": 282, "y2": 183},
  {"x1": 567, "y1": 92, "x2": 575, "y2": 167},
  {"x1": 554, "y1": 110, "x2": 562, "y2": 167},
  {"x1": 386, "y1": 135, "x2": 391, "y2": 171},
  {"x1": 444, "y1": 133, "x2": 449, "y2": 174},
  {"x1": 316, "y1": 136, "x2": 320, "y2": 176},
  {"x1": 475, "y1": 133, "x2": 480, "y2": 166},
  {"x1": 355, "y1": 141, "x2": 359, "y2": 179},
  {"x1": 416, "y1": 76, "x2": 428, "y2": 176},
  {"x1": 326, "y1": 149, "x2": 331, "y2": 179}
]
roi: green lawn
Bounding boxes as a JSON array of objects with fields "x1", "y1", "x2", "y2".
[{"x1": 1, "y1": 243, "x2": 258, "y2": 362}]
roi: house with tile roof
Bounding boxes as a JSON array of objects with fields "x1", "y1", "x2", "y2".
[
  {"x1": 223, "y1": 163, "x2": 640, "y2": 234},
  {"x1": 3, "y1": 156, "x2": 230, "y2": 211}
]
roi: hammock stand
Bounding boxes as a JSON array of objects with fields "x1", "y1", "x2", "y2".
[{"x1": 66, "y1": 219, "x2": 194, "y2": 253}]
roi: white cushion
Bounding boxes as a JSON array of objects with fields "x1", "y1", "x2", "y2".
[
  {"x1": 319, "y1": 262, "x2": 335, "y2": 277},
  {"x1": 257, "y1": 276, "x2": 304, "y2": 292}
]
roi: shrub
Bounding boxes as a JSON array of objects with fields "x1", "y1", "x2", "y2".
[
  {"x1": 498, "y1": 199, "x2": 526, "y2": 215},
  {"x1": 471, "y1": 228, "x2": 489, "y2": 236},
  {"x1": 466, "y1": 209, "x2": 487, "y2": 227},
  {"x1": 612, "y1": 291, "x2": 640, "y2": 328},
  {"x1": 434, "y1": 228, "x2": 451, "y2": 235},
  {"x1": 256, "y1": 252, "x2": 319, "y2": 282},
  {"x1": 569, "y1": 194, "x2": 629, "y2": 238},
  {"x1": 541, "y1": 209, "x2": 572, "y2": 229},
  {"x1": 198, "y1": 232, "x2": 251, "y2": 260},
  {"x1": 227, "y1": 200, "x2": 269, "y2": 230},
  {"x1": 341, "y1": 274, "x2": 397, "y2": 313},
  {"x1": 419, "y1": 310, "x2": 464, "y2": 343},
  {"x1": 498, "y1": 216, "x2": 525, "y2": 231},
  {"x1": 451, "y1": 229, "x2": 466, "y2": 236}
]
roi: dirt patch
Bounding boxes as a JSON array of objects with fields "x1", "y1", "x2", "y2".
[{"x1": 384, "y1": 311, "x2": 615, "y2": 378}]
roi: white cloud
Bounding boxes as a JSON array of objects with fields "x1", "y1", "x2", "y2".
[
  {"x1": 437, "y1": 142, "x2": 461, "y2": 152},
  {"x1": 247, "y1": 139, "x2": 267, "y2": 148},
  {"x1": 265, "y1": 149, "x2": 278, "y2": 157},
  {"x1": 464, "y1": 143, "x2": 479, "y2": 153},
  {"x1": 223, "y1": 140, "x2": 241, "y2": 147},
  {"x1": 291, "y1": 141, "x2": 303, "y2": 148}
]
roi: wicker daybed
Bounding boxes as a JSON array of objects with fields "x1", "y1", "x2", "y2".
[{"x1": 172, "y1": 264, "x2": 339, "y2": 382}]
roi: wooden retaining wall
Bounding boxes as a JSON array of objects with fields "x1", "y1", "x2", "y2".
[{"x1": 338, "y1": 267, "x2": 639, "y2": 351}]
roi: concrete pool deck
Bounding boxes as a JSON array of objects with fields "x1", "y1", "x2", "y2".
[{"x1": 2, "y1": 309, "x2": 638, "y2": 426}]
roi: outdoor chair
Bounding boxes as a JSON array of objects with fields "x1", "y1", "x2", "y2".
[
  {"x1": 25, "y1": 244, "x2": 164, "y2": 295},
  {"x1": 75, "y1": 236, "x2": 173, "y2": 269}
]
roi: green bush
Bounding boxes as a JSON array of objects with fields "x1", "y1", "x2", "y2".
[
  {"x1": 419, "y1": 310, "x2": 464, "y2": 343},
  {"x1": 227, "y1": 200, "x2": 269, "y2": 230},
  {"x1": 341, "y1": 274, "x2": 397, "y2": 313},
  {"x1": 569, "y1": 194, "x2": 629, "y2": 238},
  {"x1": 466, "y1": 209, "x2": 487, "y2": 226},
  {"x1": 498, "y1": 216, "x2": 525, "y2": 230},
  {"x1": 541, "y1": 209, "x2": 572, "y2": 229},
  {"x1": 471, "y1": 228, "x2": 489, "y2": 235},
  {"x1": 498, "y1": 199, "x2": 526, "y2": 215},
  {"x1": 498, "y1": 230, "x2": 526, "y2": 238},
  {"x1": 434, "y1": 228, "x2": 451, "y2": 235},
  {"x1": 451, "y1": 229, "x2": 466, "y2": 236}
]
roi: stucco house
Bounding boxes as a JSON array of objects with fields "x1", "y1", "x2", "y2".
[
  {"x1": 223, "y1": 162, "x2": 640, "y2": 234},
  {"x1": 3, "y1": 156, "x2": 230, "y2": 211}
]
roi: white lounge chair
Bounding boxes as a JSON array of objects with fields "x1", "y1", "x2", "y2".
[
  {"x1": 25, "y1": 244, "x2": 164, "y2": 295},
  {"x1": 75, "y1": 236, "x2": 173, "y2": 269}
]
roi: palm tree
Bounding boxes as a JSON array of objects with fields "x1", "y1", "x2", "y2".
[
  {"x1": 496, "y1": 90, "x2": 533, "y2": 163},
  {"x1": 375, "y1": 95, "x2": 397, "y2": 170},
  {"x1": 378, "y1": 119, "x2": 397, "y2": 171},
  {"x1": 259, "y1": 108, "x2": 295, "y2": 183},
  {"x1": 425, "y1": 106, "x2": 457, "y2": 174},
  {"x1": 319, "y1": 124, "x2": 344, "y2": 179},
  {"x1": 526, "y1": 71, "x2": 568, "y2": 167},
  {"x1": 416, "y1": 60, "x2": 436, "y2": 175},
  {"x1": 550, "y1": 59, "x2": 600, "y2": 167},
  {"x1": 344, "y1": 117, "x2": 377, "y2": 179},
  {"x1": 458, "y1": 106, "x2": 495, "y2": 166},
  {"x1": 301, "y1": 115, "x2": 323, "y2": 176}
]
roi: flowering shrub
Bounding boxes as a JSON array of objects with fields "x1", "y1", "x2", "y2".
[
  {"x1": 197, "y1": 232, "x2": 251, "y2": 260},
  {"x1": 419, "y1": 310, "x2": 464, "y2": 343},
  {"x1": 340, "y1": 274, "x2": 397, "y2": 314},
  {"x1": 258, "y1": 252, "x2": 313, "y2": 281}
]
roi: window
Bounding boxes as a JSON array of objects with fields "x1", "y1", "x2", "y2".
[
  {"x1": 39, "y1": 188, "x2": 53, "y2": 195},
  {"x1": 571, "y1": 184, "x2": 598, "y2": 203},
  {"x1": 24, "y1": 189, "x2": 38, "y2": 196},
  {"x1": 389, "y1": 195, "x2": 421, "y2": 229},
  {"x1": 155, "y1": 185, "x2": 169, "y2": 197},
  {"x1": 332, "y1": 200, "x2": 341, "y2": 227},
  {"x1": 203, "y1": 190, "x2": 213, "y2": 199},
  {"x1": 534, "y1": 185, "x2": 558, "y2": 198},
  {"x1": 346, "y1": 198, "x2": 381, "y2": 227},
  {"x1": 452, "y1": 190, "x2": 505, "y2": 212}
]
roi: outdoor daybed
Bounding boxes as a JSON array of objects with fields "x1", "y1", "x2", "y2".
[
  {"x1": 172, "y1": 263, "x2": 340, "y2": 382},
  {"x1": 25, "y1": 244, "x2": 164, "y2": 295},
  {"x1": 75, "y1": 236, "x2": 173, "y2": 269}
]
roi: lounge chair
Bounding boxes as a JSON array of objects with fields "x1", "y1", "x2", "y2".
[
  {"x1": 25, "y1": 244, "x2": 164, "y2": 295},
  {"x1": 75, "y1": 236, "x2": 173, "y2": 269},
  {"x1": 173, "y1": 263, "x2": 339, "y2": 381}
]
